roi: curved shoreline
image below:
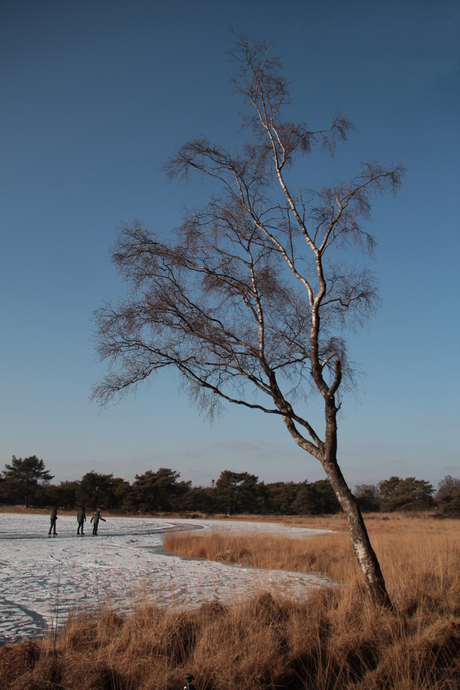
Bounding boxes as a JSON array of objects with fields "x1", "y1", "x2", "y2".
[{"x1": 0, "y1": 514, "x2": 332, "y2": 644}]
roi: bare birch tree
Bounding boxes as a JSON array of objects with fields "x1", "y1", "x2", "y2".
[{"x1": 93, "y1": 36, "x2": 404, "y2": 607}]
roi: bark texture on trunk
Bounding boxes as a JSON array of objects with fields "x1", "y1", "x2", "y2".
[
  {"x1": 324, "y1": 458, "x2": 393, "y2": 609},
  {"x1": 283, "y1": 386, "x2": 393, "y2": 608},
  {"x1": 323, "y1": 394, "x2": 393, "y2": 608}
]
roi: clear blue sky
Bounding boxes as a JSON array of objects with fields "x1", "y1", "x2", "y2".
[{"x1": 1, "y1": 0, "x2": 459, "y2": 490}]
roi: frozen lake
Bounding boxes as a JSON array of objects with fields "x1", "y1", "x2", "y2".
[{"x1": 0, "y1": 513, "x2": 332, "y2": 644}]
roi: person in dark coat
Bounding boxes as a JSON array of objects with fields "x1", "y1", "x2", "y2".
[
  {"x1": 90, "y1": 510, "x2": 106, "y2": 535},
  {"x1": 48, "y1": 507, "x2": 58, "y2": 536},
  {"x1": 77, "y1": 506, "x2": 86, "y2": 535}
]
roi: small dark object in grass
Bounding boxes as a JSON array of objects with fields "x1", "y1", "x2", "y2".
[{"x1": 184, "y1": 673, "x2": 196, "y2": 690}]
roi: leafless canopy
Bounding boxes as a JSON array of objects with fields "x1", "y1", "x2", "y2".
[
  {"x1": 93, "y1": 35, "x2": 404, "y2": 606},
  {"x1": 93, "y1": 36, "x2": 403, "y2": 457}
]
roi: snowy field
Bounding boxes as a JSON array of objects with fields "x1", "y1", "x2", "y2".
[{"x1": 0, "y1": 513, "x2": 332, "y2": 644}]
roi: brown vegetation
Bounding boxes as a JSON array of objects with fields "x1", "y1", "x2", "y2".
[
  {"x1": 1, "y1": 513, "x2": 460, "y2": 689},
  {"x1": 164, "y1": 512, "x2": 460, "y2": 582}
]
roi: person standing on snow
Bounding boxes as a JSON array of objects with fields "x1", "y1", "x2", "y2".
[
  {"x1": 77, "y1": 506, "x2": 86, "y2": 535},
  {"x1": 90, "y1": 510, "x2": 106, "y2": 535},
  {"x1": 48, "y1": 507, "x2": 58, "y2": 536}
]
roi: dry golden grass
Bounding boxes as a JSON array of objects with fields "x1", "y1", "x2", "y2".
[
  {"x1": 163, "y1": 512, "x2": 460, "y2": 584},
  {"x1": 1, "y1": 512, "x2": 460, "y2": 689}
]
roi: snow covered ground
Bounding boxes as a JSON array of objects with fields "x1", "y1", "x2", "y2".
[{"x1": 0, "y1": 513, "x2": 332, "y2": 644}]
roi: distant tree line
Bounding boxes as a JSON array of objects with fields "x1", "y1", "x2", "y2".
[{"x1": 1, "y1": 456, "x2": 459, "y2": 516}]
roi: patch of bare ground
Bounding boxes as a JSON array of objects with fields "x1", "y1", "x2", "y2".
[{"x1": 2, "y1": 512, "x2": 460, "y2": 689}]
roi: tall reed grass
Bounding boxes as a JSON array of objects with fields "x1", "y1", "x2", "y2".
[{"x1": 1, "y1": 513, "x2": 459, "y2": 689}]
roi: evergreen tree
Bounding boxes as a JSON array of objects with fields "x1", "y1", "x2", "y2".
[
  {"x1": 215, "y1": 471, "x2": 259, "y2": 515},
  {"x1": 1, "y1": 455, "x2": 53, "y2": 507},
  {"x1": 130, "y1": 468, "x2": 190, "y2": 512},
  {"x1": 379, "y1": 476, "x2": 434, "y2": 512}
]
